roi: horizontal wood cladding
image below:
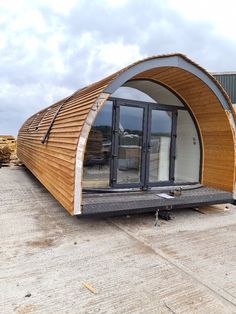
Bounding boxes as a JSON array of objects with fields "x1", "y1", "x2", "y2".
[
  {"x1": 18, "y1": 76, "x2": 112, "y2": 214},
  {"x1": 18, "y1": 54, "x2": 236, "y2": 216},
  {"x1": 133, "y1": 66, "x2": 235, "y2": 192}
]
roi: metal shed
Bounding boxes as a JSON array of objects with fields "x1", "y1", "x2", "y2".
[
  {"x1": 213, "y1": 72, "x2": 236, "y2": 109},
  {"x1": 17, "y1": 54, "x2": 236, "y2": 215}
]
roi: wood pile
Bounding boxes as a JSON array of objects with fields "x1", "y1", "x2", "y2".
[{"x1": 0, "y1": 146, "x2": 11, "y2": 166}]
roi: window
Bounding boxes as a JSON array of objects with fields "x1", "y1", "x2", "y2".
[
  {"x1": 175, "y1": 111, "x2": 200, "y2": 182},
  {"x1": 83, "y1": 100, "x2": 113, "y2": 188},
  {"x1": 111, "y1": 86, "x2": 156, "y2": 102}
]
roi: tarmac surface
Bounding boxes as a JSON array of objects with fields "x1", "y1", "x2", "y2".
[{"x1": 1, "y1": 166, "x2": 236, "y2": 314}]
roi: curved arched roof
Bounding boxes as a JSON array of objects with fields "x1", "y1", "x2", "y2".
[
  {"x1": 105, "y1": 54, "x2": 233, "y2": 112},
  {"x1": 17, "y1": 53, "x2": 236, "y2": 215}
]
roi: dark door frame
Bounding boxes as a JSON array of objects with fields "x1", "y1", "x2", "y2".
[
  {"x1": 145, "y1": 103, "x2": 178, "y2": 188},
  {"x1": 109, "y1": 97, "x2": 178, "y2": 189},
  {"x1": 110, "y1": 98, "x2": 147, "y2": 189},
  {"x1": 127, "y1": 78, "x2": 203, "y2": 183}
]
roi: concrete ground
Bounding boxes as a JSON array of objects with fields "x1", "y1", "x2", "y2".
[{"x1": 1, "y1": 167, "x2": 236, "y2": 314}]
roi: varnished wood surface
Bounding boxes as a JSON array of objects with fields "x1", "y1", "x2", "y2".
[
  {"x1": 17, "y1": 77, "x2": 112, "y2": 214},
  {"x1": 17, "y1": 54, "x2": 236, "y2": 215},
  {"x1": 133, "y1": 66, "x2": 235, "y2": 192}
]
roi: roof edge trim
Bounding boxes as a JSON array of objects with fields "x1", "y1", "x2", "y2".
[{"x1": 104, "y1": 55, "x2": 231, "y2": 111}]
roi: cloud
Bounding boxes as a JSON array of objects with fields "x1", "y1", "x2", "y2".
[{"x1": 0, "y1": 0, "x2": 236, "y2": 135}]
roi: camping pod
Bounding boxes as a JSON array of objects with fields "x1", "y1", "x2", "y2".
[{"x1": 17, "y1": 54, "x2": 236, "y2": 215}]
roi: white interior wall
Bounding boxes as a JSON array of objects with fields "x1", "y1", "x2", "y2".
[
  {"x1": 125, "y1": 80, "x2": 184, "y2": 106},
  {"x1": 158, "y1": 137, "x2": 171, "y2": 181},
  {"x1": 125, "y1": 80, "x2": 201, "y2": 183},
  {"x1": 175, "y1": 111, "x2": 200, "y2": 182}
]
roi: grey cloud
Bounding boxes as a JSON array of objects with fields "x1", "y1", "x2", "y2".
[{"x1": 0, "y1": 0, "x2": 236, "y2": 136}]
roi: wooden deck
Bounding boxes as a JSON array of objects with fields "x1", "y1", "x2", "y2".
[{"x1": 82, "y1": 186, "x2": 233, "y2": 215}]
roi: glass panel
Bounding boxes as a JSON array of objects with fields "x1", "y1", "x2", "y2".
[
  {"x1": 175, "y1": 111, "x2": 200, "y2": 183},
  {"x1": 83, "y1": 101, "x2": 113, "y2": 188},
  {"x1": 149, "y1": 110, "x2": 172, "y2": 182},
  {"x1": 117, "y1": 106, "x2": 144, "y2": 184},
  {"x1": 124, "y1": 80, "x2": 184, "y2": 107},
  {"x1": 111, "y1": 86, "x2": 156, "y2": 102}
]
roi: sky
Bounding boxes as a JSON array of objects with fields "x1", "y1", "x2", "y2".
[{"x1": 1, "y1": 0, "x2": 236, "y2": 136}]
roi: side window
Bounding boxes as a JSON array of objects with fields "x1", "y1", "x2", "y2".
[{"x1": 83, "y1": 100, "x2": 113, "y2": 188}]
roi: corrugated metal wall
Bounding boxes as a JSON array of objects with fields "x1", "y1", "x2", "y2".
[{"x1": 213, "y1": 73, "x2": 236, "y2": 104}]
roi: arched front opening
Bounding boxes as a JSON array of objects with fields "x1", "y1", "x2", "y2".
[
  {"x1": 17, "y1": 53, "x2": 235, "y2": 215},
  {"x1": 75, "y1": 55, "x2": 235, "y2": 214},
  {"x1": 82, "y1": 80, "x2": 201, "y2": 190}
]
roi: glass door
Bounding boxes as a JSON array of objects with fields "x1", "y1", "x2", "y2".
[
  {"x1": 146, "y1": 106, "x2": 177, "y2": 186},
  {"x1": 112, "y1": 101, "x2": 146, "y2": 187},
  {"x1": 111, "y1": 100, "x2": 177, "y2": 188}
]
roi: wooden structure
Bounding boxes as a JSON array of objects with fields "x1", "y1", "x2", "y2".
[
  {"x1": 17, "y1": 54, "x2": 236, "y2": 215},
  {"x1": 0, "y1": 135, "x2": 16, "y2": 152}
]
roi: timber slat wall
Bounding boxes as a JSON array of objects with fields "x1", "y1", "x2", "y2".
[
  {"x1": 17, "y1": 77, "x2": 114, "y2": 214},
  {"x1": 133, "y1": 67, "x2": 235, "y2": 191},
  {"x1": 18, "y1": 54, "x2": 236, "y2": 215}
]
